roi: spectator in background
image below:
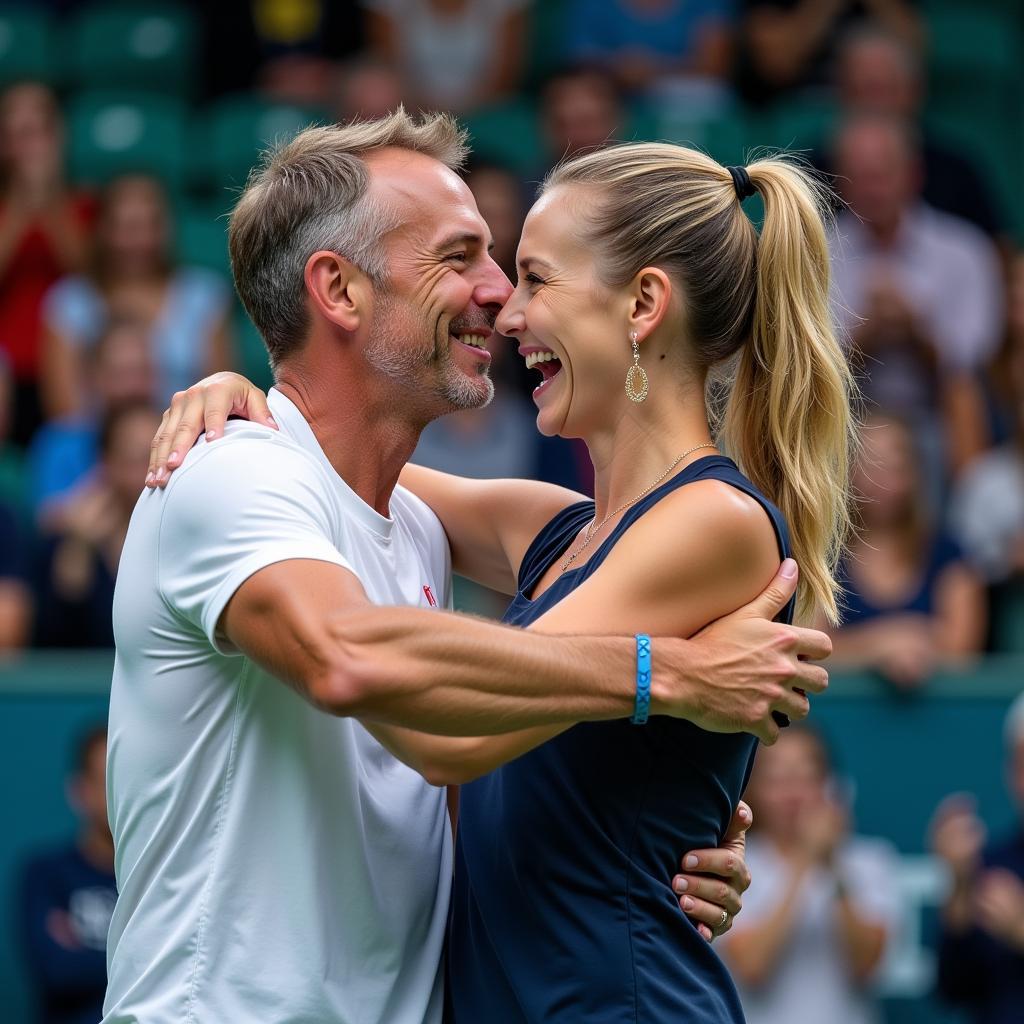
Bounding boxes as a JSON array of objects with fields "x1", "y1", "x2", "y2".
[
  {"x1": 828, "y1": 415, "x2": 986, "y2": 689},
  {"x1": 19, "y1": 725, "x2": 117, "y2": 1024},
  {"x1": 821, "y1": 26, "x2": 1008, "y2": 245},
  {"x1": 829, "y1": 115, "x2": 1000, "y2": 479},
  {"x1": 29, "y1": 317, "x2": 155, "y2": 520},
  {"x1": 334, "y1": 57, "x2": 406, "y2": 123},
  {"x1": 567, "y1": 0, "x2": 734, "y2": 113},
  {"x1": 539, "y1": 65, "x2": 624, "y2": 173},
  {"x1": 39, "y1": 174, "x2": 233, "y2": 419},
  {"x1": 362, "y1": 0, "x2": 528, "y2": 112},
  {"x1": 0, "y1": 82, "x2": 93, "y2": 445},
  {"x1": 0, "y1": 352, "x2": 31, "y2": 649},
  {"x1": 951, "y1": 258, "x2": 1024, "y2": 649},
  {"x1": 720, "y1": 725, "x2": 900, "y2": 1024},
  {"x1": 735, "y1": 0, "x2": 921, "y2": 107},
  {"x1": 931, "y1": 692, "x2": 1024, "y2": 1024},
  {"x1": 33, "y1": 401, "x2": 160, "y2": 648}
]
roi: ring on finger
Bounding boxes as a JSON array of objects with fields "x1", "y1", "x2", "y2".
[{"x1": 717, "y1": 909, "x2": 728, "y2": 931}]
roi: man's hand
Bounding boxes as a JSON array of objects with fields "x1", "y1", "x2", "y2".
[
  {"x1": 146, "y1": 372, "x2": 275, "y2": 486},
  {"x1": 671, "y1": 560, "x2": 831, "y2": 745},
  {"x1": 930, "y1": 794, "x2": 986, "y2": 883},
  {"x1": 674, "y1": 802, "x2": 753, "y2": 942}
]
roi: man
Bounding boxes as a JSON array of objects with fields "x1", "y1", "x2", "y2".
[
  {"x1": 21, "y1": 727, "x2": 117, "y2": 1024},
  {"x1": 106, "y1": 110, "x2": 829, "y2": 1023},
  {"x1": 828, "y1": 113, "x2": 1002, "y2": 486}
]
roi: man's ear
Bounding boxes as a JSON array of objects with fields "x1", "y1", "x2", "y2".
[
  {"x1": 304, "y1": 250, "x2": 371, "y2": 333},
  {"x1": 626, "y1": 266, "x2": 674, "y2": 345}
]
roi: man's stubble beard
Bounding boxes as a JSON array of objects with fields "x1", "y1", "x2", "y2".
[{"x1": 365, "y1": 296, "x2": 494, "y2": 417}]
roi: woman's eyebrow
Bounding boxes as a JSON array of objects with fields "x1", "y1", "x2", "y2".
[{"x1": 518, "y1": 256, "x2": 554, "y2": 274}]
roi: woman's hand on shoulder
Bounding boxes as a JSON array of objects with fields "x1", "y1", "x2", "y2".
[{"x1": 146, "y1": 372, "x2": 275, "y2": 486}]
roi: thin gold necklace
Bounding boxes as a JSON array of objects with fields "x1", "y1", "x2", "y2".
[{"x1": 560, "y1": 441, "x2": 717, "y2": 573}]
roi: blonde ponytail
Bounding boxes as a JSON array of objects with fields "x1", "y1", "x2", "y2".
[{"x1": 718, "y1": 159, "x2": 856, "y2": 623}]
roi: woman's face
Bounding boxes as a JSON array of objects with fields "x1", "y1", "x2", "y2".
[
  {"x1": 99, "y1": 178, "x2": 169, "y2": 272},
  {"x1": 0, "y1": 83, "x2": 61, "y2": 178},
  {"x1": 495, "y1": 185, "x2": 630, "y2": 439}
]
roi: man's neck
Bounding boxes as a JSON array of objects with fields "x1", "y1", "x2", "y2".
[{"x1": 275, "y1": 370, "x2": 424, "y2": 518}]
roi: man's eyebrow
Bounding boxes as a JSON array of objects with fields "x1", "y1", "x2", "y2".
[{"x1": 434, "y1": 230, "x2": 490, "y2": 252}]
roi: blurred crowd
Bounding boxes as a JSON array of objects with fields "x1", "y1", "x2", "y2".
[{"x1": 2, "y1": 2, "x2": 1023, "y2": 1022}]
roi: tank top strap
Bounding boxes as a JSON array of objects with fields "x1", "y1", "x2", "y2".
[{"x1": 516, "y1": 500, "x2": 595, "y2": 596}]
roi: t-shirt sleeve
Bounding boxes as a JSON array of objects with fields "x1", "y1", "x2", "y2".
[{"x1": 157, "y1": 435, "x2": 356, "y2": 655}]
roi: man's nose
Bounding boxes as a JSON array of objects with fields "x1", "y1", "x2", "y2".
[{"x1": 473, "y1": 255, "x2": 513, "y2": 313}]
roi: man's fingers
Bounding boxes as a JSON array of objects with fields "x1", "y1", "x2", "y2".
[
  {"x1": 789, "y1": 625, "x2": 833, "y2": 664},
  {"x1": 794, "y1": 660, "x2": 829, "y2": 696},
  {"x1": 775, "y1": 686, "x2": 811, "y2": 723},
  {"x1": 738, "y1": 558, "x2": 799, "y2": 621},
  {"x1": 678, "y1": 894, "x2": 734, "y2": 937},
  {"x1": 673, "y1": 874, "x2": 742, "y2": 917}
]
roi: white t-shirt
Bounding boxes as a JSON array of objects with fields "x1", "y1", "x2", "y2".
[
  {"x1": 103, "y1": 389, "x2": 454, "y2": 1024},
  {"x1": 721, "y1": 836, "x2": 902, "y2": 1024}
]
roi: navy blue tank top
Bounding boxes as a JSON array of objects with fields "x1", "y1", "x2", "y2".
[{"x1": 446, "y1": 456, "x2": 793, "y2": 1024}]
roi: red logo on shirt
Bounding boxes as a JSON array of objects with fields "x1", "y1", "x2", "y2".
[{"x1": 423, "y1": 585, "x2": 437, "y2": 607}]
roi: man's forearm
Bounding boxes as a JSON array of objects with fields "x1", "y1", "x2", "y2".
[{"x1": 323, "y1": 604, "x2": 679, "y2": 736}]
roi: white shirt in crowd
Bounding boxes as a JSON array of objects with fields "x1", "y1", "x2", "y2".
[
  {"x1": 722, "y1": 836, "x2": 902, "y2": 1024},
  {"x1": 829, "y1": 202, "x2": 1004, "y2": 372},
  {"x1": 103, "y1": 389, "x2": 453, "y2": 1024}
]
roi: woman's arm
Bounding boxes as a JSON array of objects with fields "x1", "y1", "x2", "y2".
[{"x1": 398, "y1": 463, "x2": 585, "y2": 594}]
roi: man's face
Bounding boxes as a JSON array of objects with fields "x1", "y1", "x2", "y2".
[
  {"x1": 836, "y1": 122, "x2": 918, "y2": 229},
  {"x1": 362, "y1": 148, "x2": 513, "y2": 420}
]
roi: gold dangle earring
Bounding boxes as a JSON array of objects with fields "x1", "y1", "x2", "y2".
[{"x1": 625, "y1": 330, "x2": 649, "y2": 403}]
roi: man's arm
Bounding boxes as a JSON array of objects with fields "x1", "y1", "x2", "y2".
[{"x1": 221, "y1": 555, "x2": 827, "y2": 742}]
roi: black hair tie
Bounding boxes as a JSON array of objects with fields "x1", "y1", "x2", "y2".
[{"x1": 727, "y1": 165, "x2": 756, "y2": 201}]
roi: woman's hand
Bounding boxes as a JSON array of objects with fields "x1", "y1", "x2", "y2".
[
  {"x1": 146, "y1": 372, "x2": 275, "y2": 487},
  {"x1": 673, "y1": 802, "x2": 753, "y2": 942}
]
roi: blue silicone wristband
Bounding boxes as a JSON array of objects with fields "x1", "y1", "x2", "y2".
[{"x1": 632, "y1": 634, "x2": 652, "y2": 725}]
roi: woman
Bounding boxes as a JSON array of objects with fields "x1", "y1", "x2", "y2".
[
  {"x1": 830, "y1": 413, "x2": 985, "y2": 688},
  {"x1": 148, "y1": 142, "x2": 853, "y2": 1021},
  {"x1": 0, "y1": 82, "x2": 94, "y2": 443},
  {"x1": 719, "y1": 725, "x2": 900, "y2": 1024},
  {"x1": 39, "y1": 174, "x2": 232, "y2": 419}
]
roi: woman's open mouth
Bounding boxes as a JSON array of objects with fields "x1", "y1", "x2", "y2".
[{"x1": 522, "y1": 348, "x2": 563, "y2": 400}]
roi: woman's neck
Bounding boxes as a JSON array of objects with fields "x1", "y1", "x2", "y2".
[{"x1": 585, "y1": 378, "x2": 714, "y2": 521}]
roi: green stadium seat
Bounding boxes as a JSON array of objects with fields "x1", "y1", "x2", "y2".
[
  {"x1": 0, "y1": 6, "x2": 57, "y2": 85},
  {"x1": 64, "y1": 1, "x2": 198, "y2": 95},
  {"x1": 463, "y1": 99, "x2": 543, "y2": 180},
  {"x1": 758, "y1": 99, "x2": 837, "y2": 155},
  {"x1": 67, "y1": 90, "x2": 188, "y2": 191},
  {"x1": 191, "y1": 95, "x2": 326, "y2": 192},
  {"x1": 176, "y1": 202, "x2": 231, "y2": 279}
]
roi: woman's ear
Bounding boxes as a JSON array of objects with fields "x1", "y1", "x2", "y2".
[
  {"x1": 304, "y1": 250, "x2": 369, "y2": 333},
  {"x1": 627, "y1": 267, "x2": 673, "y2": 345}
]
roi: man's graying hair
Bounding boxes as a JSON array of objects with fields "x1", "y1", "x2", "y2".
[{"x1": 229, "y1": 108, "x2": 469, "y2": 366}]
